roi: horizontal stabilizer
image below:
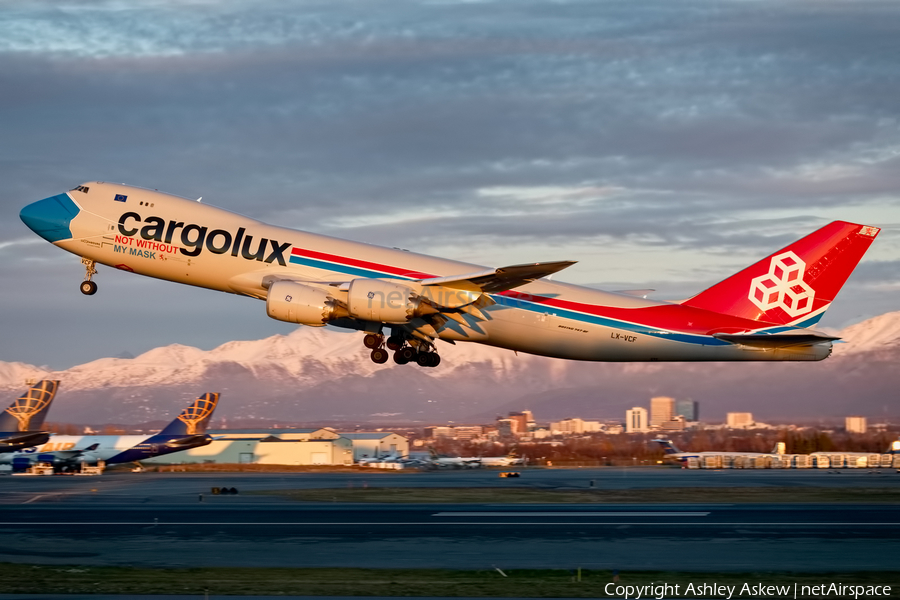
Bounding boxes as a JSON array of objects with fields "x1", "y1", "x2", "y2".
[
  {"x1": 420, "y1": 261, "x2": 576, "y2": 293},
  {"x1": 0, "y1": 431, "x2": 50, "y2": 450},
  {"x1": 165, "y1": 434, "x2": 212, "y2": 448},
  {"x1": 713, "y1": 332, "x2": 840, "y2": 348}
]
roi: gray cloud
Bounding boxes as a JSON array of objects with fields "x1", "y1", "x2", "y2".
[{"x1": 1, "y1": 0, "x2": 898, "y2": 367}]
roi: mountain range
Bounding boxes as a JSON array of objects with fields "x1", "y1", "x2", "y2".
[{"x1": 2, "y1": 312, "x2": 900, "y2": 426}]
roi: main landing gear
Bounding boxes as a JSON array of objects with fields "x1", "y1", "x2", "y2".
[
  {"x1": 364, "y1": 332, "x2": 440, "y2": 367},
  {"x1": 80, "y1": 258, "x2": 98, "y2": 295}
]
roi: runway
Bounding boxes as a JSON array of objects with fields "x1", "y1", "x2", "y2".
[{"x1": 0, "y1": 468, "x2": 898, "y2": 571}]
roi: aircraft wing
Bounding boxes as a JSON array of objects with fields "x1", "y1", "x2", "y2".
[
  {"x1": 417, "y1": 261, "x2": 576, "y2": 293},
  {"x1": 713, "y1": 332, "x2": 840, "y2": 348}
]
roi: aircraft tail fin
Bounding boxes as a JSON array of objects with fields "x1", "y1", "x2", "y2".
[
  {"x1": 682, "y1": 222, "x2": 879, "y2": 327},
  {"x1": 772, "y1": 441, "x2": 786, "y2": 455},
  {"x1": 158, "y1": 393, "x2": 220, "y2": 436},
  {"x1": 653, "y1": 439, "x2": 682, "y2": 455},
  {"x1": 0, "y1": 380, "x2": 60, "y2": 432}
]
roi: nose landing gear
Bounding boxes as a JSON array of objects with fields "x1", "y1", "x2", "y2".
[{"x1": 80, "y1": 258, "x2": 98, "y2": 295}]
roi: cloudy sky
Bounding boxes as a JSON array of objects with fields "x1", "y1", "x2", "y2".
[{"x1": 2, "y1": 0, "x2": 899, "y2": 370}]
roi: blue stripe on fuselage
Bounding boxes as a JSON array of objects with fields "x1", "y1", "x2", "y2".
[{"x1": 289, "y1": 254, "x2": 727, "y2": 346}]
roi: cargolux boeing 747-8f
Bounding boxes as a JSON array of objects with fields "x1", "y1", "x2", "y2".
[{"x1": 20, "y1": 182, "x2": 880, "y2": 367}]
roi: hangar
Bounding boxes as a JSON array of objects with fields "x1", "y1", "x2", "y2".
[
  {"x1": 142, "y1": 428, "x2": 408, "y2": 466},
  {"x1": 340, "y1": 432, "x2": 409, "y2": 461}
]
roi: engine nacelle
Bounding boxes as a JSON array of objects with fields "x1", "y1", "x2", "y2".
[
  {"x1": 266, "y1": 281, "x2": 341, "y2": 326},
  {"x1": 347, "y1": 279, "x2": 437, "y2": 323}
]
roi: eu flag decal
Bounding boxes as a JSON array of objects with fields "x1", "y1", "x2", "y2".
[{"x1": 114, "y1": 194, "x2": 127, "y2": 202}]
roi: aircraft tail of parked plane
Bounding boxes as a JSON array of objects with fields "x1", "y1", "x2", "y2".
[
  {"x1": 105, "y1": 392, "x2": 220, "y2": 463},
  {"x1": 4, "y1": 392, "x2": 219, "y2": 470},
  {"x1": 0, "y1": 380, "x2": 60, "y2": 452},
  {"x1": 655, "y1": 440, "x2": 684, "y2": 455}
]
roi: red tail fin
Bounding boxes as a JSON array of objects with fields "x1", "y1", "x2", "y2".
[{"x1": 682, "y1": 221, "x2": 879, "y2": 326}]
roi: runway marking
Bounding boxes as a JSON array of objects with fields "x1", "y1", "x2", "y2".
[{"x1": 433, "y1": 511, "x2": 710, "y2": 517}]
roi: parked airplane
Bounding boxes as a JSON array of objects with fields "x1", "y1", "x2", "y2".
[
  {"x1": 654, "y1": 439, "x2": 785, "y2": 464},
  {"x1": 476, "y1": 449, "x2": 523, "y2": 467},
  {"x1": 0, "y1": 380, "x2": 60, "y2": 452},
  {"x1": 20, "y1": 182, "x2": 880, "y2": 367},
  {"x1": 427, "y1": 448, "x2": 482, "y2": 468},
  {"x1": 3, "y1": 392, "x2": 219, "y2": 470}
]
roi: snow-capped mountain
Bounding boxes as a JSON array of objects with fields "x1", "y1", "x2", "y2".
[{"x1": 2, "y1": 312, "x2": 899, "y2": 425}]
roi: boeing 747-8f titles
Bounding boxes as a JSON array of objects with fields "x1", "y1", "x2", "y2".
[{"x1": 20, "y1": 182, "x2": 880, "y2": 367}]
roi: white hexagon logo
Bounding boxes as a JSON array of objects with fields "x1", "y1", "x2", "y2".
[{"x1": 748, "y1": 251, "x2": 815, "y2": 317}]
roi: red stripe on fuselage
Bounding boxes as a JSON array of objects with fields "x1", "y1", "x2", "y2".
[
  {"x1": 290, "y1": 247, "x2": 435, "y2": 279},
  {"x1": 289, "y1": 248, "x2": 777, "y2": 335}
]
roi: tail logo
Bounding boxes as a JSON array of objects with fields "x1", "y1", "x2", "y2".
[
  {"x1": 748, "y1": 251, "x2": 815, "y2": 317},
  {"x1": 176, "y1": 393, "x2": 219, "y2": 435},
  {"x1": 5, "y1": 381, "x2": 58, "y2": 431}
]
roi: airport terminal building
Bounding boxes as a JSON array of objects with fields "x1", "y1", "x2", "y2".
[{"x1": 142, "y1": 429, "x2": 409, "y2": 466}]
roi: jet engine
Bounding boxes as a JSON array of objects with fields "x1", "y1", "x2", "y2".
[
  {"x1": 346, "y1": 279, "x2": 438, "y2": 323},
  {"x1": 266, "y1": 281, "x2": 343, "y2": 326}
]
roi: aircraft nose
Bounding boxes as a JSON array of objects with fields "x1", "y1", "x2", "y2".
[{"x1": 19, "y1": 193, "x2": 80, "y2": 242}]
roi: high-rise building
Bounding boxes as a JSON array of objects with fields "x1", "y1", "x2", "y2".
[
  {"x1": 650, "y1": 397, "x2": 675, "y2": 428},
  {"x1": 626, "y1": 407, "x2": 648, "y2": 433},
  {"x1": 675, "y1": 399, "x2": 699, "y2": 422},
  {"x1": 726, "y1": 412, "x2": 753, "y2": 429},
  {"x1": 507, "y1": 412, "x2": 529, "y2": 433},
  {"x1": 497, "y1": 419, "x2": 516, "y2": 437},
  {"x1": 845, "y1": 416, "x2": 867, "y2": 434}
]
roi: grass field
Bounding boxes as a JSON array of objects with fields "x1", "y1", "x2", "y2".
[
  {"x1": 0, "y1": 564, "x2": 896, "y2": 596},
  {"x1": 249, "y1": 486, "x2": 900, "y2": 504}
]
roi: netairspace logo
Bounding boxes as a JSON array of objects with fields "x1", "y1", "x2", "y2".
[{"x1": 603, "y1": 581, "x2": 892, "y2": 599}]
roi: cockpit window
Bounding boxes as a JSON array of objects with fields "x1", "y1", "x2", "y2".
[{"x1": 69, "y1": 185, "x2": 89, "y2": 193}]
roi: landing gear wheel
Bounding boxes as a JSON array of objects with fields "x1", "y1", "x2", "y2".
[
  {"x1": 416, "y1": 352, "x2": 441, "y2": 367},
  {"x1": 80, "y1": 257, "x2": 98, "y2": 296},
  {"x1": 363, "y1": 334, "x2": 382, "y2": 349},
  {"x1": 370, "y1": 348, "x2": 389, "y2": 364},
  {"x1": 399, "y1": 347, "x2": 417, "y2": 363},
  {"x1": 386, "y1": 336, "x2": 403, "y2": 351},
  {"x1": 393, "y1": 351, "x2": 410, "y2": 365}
]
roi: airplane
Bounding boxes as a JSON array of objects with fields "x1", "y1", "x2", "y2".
[
  {"x1": 476, "y1": 448, "x2": 523, "y2": 467},
  {"x1": 19, "y1": 182, "x2": 881, "y2": 367},
  {"x1": 0, "y1": 380, "x2": 60, "y2": 452},
  {"x1": 3, "y1": 392, "x2": 219, "y2": 471},
  {"x1": 427, "y1": 447, "x2": 482, "y2": 468},
  {"x1": 654, "y1": 439, "x2": 785, "y2": 464},
  {"x1": 358, "y1": 451, "x2": 403, "y2": 465}
]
